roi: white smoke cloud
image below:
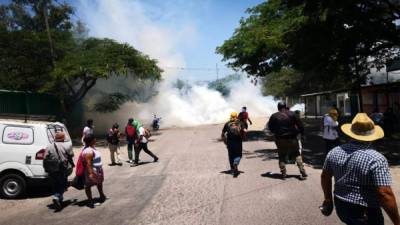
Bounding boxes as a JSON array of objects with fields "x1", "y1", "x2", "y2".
[{"x1": 77, "y1": 0, "x2": 281, "y2": 129}]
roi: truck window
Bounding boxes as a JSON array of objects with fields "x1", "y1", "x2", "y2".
[
  {"x1": 2, "y1": 126, "x2": 34, "y2": 145},
  {"x1": 47, "y1": 125, "x2": 71, "y2": 143}
]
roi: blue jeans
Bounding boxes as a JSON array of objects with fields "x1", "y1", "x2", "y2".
[
  {"x1": 49, "y1": 170, "x2": 67, "y2": 200},
  {"x1": 127, "y1": 138, "x2": 134, "y2": 160},
  {"x1": 335, "y1": 197, "x2": 384, "y2": 225},
  {"x1": 228, "y1": 150, "x2": 242, "y2": 170}
]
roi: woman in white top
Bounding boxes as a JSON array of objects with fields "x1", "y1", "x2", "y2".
[
  {"x1": 81, "y1": 119, "x2": 94, "y2": 145},
  {"x1": 323, "y1": 109, "x2": 339, "y2": 154},
  {"x1": 82, "y1": 134, "x2": 106, "y2": 207}
]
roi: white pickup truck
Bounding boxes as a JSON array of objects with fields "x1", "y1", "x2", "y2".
[{"x1": 0, "y1": 119, "x2": 72, "y2": 199}]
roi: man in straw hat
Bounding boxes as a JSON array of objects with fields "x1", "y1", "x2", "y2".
[
  {"x1": 320, "y1": 113, "x2": 400, "y2": 225},
  {"x1": 221, "y1": 112, "x2": 244, "y2": 178}
]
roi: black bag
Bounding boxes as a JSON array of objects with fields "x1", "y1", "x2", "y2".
[
  {"x1": 43, "y1": 143, "x2": 64, "y2": 173},
  {"x1": 71, "y1": 175, "x2": 85, "y2": 190}
]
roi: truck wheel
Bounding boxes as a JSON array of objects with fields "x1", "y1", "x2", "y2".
[{"x1": 0, "y1": 173, "x2": 26, "y2": 199}]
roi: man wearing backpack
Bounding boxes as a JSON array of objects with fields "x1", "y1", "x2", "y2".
[
  {"x1": 268, "y1": 102, "x2": 307, "y2": 180},
  {"x1": 131, "y1": 120, "x2": 158, "y2": 167},
  {"x1": 221, "y1": 112, "x2": 243, "y2": 178},
  {"x1": 44, "y1": 132, "x2": 74, "y2": 211},
  {"x1": 125, "y1": 118, "x2": 136, "y2": 164},
  {"x1": 107, "y1": 123, "x2": 122, "y2": 165}
]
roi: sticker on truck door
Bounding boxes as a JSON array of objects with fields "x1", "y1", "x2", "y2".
[{"x1": 2, "y1": 126, "x2": 34, "y2": 145}]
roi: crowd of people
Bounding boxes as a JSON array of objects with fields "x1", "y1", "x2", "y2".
[
  {"x1": 43, "y1": 117, "x2": 158, "y2": 210},
  {"x1": 221, "y1": 102, "x2": 399, "y2": 225},
  {"x1": 43, "y1": 103, "x2": 400, "y2": 225}
]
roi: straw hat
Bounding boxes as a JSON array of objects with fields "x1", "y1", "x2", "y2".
[
  {"x1": 341, "y1": 113, "x2": 384, "y2": 142},
  {"x1": 55, "y1": 132, "x2": 65, "y2": 142}
]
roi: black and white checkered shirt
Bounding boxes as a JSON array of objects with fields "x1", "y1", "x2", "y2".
[{"x1": 323, "y1": 142, "x2": 392, "y2": 207}]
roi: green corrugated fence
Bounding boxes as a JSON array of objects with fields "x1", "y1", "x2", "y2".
[{"x1": 0, "y1": 90, "x2": 62, "y2": 117}]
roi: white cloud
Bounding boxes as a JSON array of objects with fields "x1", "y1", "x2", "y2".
[{"x1": 76, "y1": 0, "x2": 198, "y2": 76}]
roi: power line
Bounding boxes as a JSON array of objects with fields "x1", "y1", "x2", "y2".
[{"x1": 160, "y1": 66, "x2": 234, "y2": 71}]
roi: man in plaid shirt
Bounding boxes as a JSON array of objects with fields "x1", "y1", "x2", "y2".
[{"x1": 320, "y1": 113, "x2": 400, "y2": 225}]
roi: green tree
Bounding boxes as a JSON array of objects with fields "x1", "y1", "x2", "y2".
[
  {"x1": 52, "y1": 37, "x2": 161, "y2": 109},
  {"x1": 0, "y1": 0, "x2": 162, "y2": 111},
  {"x1": 0, "y1": 0, "x2": 74, "y2": 92},
  {"x1": 217, "y1": 0, "x2": 400, "y2": 96}
]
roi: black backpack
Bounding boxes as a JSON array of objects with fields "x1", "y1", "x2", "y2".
[{"x1": 107, "y1": 130, "x2": 119, "y2": 144}]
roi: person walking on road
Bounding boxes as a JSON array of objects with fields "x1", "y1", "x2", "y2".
[
  {"x1": 267, "y1": 102, "x2": 307, "y2": 180},
  {"x1": 44, "y1": 132, "x2": 74, "y2": 211},
  {"x1": 107, "y1": 123, "x2": 122, "y2": 165},
  {"x1": 221, "y1": 112, "x2": 244, "y2": 178},
  {"x1": 82, "y1": 134, "x2": 107, "y2": 208},
  {"x1": 131, "y1": 120, "x2": 158, "y2": 167},
  {"x1": 82, "y1": 119, "x2": 94, "y2": 145},
  {"x1": 238, "y1": 106, "x2": 252, "y2": 141},
  {"x1": 125, "y1": 118, "x2": 136, "y2": 164},
  {"x1": 323, "y1": 108, "x2": 339, "y2": 154},
  {"x1": 320, "y1": 113, "x2": 400, "y2": 225}
]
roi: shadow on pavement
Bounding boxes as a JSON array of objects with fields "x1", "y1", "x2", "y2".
[
  {"x1": 246, "y1": 131, "x2": 268, "y2": 141},
  {"x1": 244, "y1": 149, "x2": 278, "y2": 161},
  {"x1": 47, "y1": 199, "x2": 77, "y2": 212},
  {"x1": 261, "y1": 172, "x2": 302, "y2": 180},
  {"x1": 73, "y1": 197, "x2": 104, "y2": 208}
]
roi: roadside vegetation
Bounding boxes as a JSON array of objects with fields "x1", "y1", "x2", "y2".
[
  {"x1": 217, "y1": 0, "x2": 400, "y2": 97},
  {"x1": 0, "y1": 0, "x2": 162, "y2": 113}
]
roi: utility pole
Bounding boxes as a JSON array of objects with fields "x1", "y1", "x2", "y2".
[
  {"x1": 216, "y1": 63, "x2": 219, "y2": 80},
  {"x1": 43, "y1": 0, "x2": 56, "y2": 68}
]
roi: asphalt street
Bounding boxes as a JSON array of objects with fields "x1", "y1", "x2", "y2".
[{"x1": 1, "y1": 118, "x2": 399, "y2": 225}]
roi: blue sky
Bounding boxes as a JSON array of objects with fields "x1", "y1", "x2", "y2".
[
  {"x1": 0, "y1": 0, "x2": 264, "y2": 81},
  {"x1": 70, "y1": 0, "x2": 264, "y2": 81}
]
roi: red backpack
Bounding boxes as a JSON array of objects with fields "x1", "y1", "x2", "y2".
[
  {"x1": 125, "y1": 124, "x2": 136, "y2": 138},
  {"x1": 75, "y1": 147, "x2": 94, "y2": 176}
]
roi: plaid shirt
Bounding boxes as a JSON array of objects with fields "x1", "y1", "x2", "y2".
[{"x1": 323, "y1": 142, "x2": 392, "y2": 207}]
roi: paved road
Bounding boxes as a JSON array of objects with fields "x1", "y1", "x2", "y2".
[{"x1": 1, "y1": 118, "x2": 399, "y2": 225}]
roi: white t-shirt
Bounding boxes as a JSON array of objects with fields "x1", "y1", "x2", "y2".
[
  {"x1": 138, "y1": 127, "x2": 148, "y2": 143},
  {"x1": 83, "y1": 126, "x2": 93, "y2": 136},
  {"x1": 323, "y1": 115, "x2": 339, "y2": 140}
]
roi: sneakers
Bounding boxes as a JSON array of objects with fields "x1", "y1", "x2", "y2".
[
  {"x1": 232, "y1": 164, "x2": 239, "y2": 178},
  {"x1": 130, "y1": 162, "x2": 139, "y2": 167},
  {"x1": 233, "y1": 169, "x2": 240, "y2": 178},
  {"x1": 99, "y1": 195, "x2": 108, "y2": 203},
  {"x1": 299, "y1": 170, "x2": 308, "y2": 180},
  {"x1": 52, "y1": 198, "x2": 62, "y2": 210},
  {"x1": 281, "y1": 173, "x2": 287, "y2": 180}
]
